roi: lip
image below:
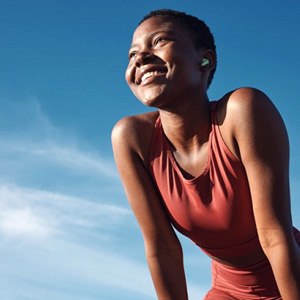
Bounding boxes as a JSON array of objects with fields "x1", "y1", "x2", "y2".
[{"x1": 135, "y1": 65, "x2": 168, "y2": 85}]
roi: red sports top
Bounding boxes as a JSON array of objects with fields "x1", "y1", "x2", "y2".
[{"x1": 148, "y1": 101, "x2": 300, "y2": 258}]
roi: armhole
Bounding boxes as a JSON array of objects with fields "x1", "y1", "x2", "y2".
[{"x1": 211, "y1": 100, "x2": 241, "y2": 162}]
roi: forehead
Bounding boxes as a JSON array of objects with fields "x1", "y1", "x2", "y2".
[{"x1": 131, "y1": 17, "x2": 189, "y2": 46}]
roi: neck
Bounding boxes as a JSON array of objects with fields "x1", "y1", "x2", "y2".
[{"x1": 158, "y1": 94, "x2": 211, "y2": 153}]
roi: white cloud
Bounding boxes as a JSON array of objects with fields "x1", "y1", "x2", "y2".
[
  {"x1": 0, "y1": 234, "x2": 156, "y2": 299},
  {"x1": 0, "y1": 97, "x2": 117, "y2": 180},
  {"x1": 0, "y1": 207, "x2": 52, "y2": 238},
  {"x1": 0, "y1": 182, "x2": 152, "y2": 298},
  {"x1": 0, "y1": 134, "x2": 117, "y2": 180},
  {"x1": 0, "y1": 96, "x2": 57, "y2": 137},
  {"x1": 29, "y1": 142, "x2": 117, "y2": 177},
  {"x1": 0, "y1": 97, "x2": 210, "y2": 299},
  {"x1": 0, "y1": 183, "x2": 131, "y2": 240}
]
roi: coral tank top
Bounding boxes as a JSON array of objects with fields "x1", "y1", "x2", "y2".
[{"x1": 148, "y1": 101, "x2": 300, "y2": 258}]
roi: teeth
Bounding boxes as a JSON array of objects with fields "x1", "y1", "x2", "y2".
[{"x1": 141, "y1": 71, "x2": 164, "y2": 83}]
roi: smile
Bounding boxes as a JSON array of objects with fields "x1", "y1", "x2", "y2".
[
  {"x1": 141, "y1": 71, "x2": 166, "y2": 83},
  {"x1": 135, "y1": 66, "x2": 168, "y2": 85}
]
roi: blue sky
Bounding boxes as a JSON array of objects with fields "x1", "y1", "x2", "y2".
[{"x1": 0, "y1": 1, "x2": 299, "y2": 299}]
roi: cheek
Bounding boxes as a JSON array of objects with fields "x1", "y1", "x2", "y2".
[
  {"x1": 124, "y1": 71, "x2": 138, "y2": 96},
  {"x1": 125, "y1": 68, "x2": 131, "y2": 85},
  {"x1": 125, "y1": 62, "x2": 135, "y2": 85}
]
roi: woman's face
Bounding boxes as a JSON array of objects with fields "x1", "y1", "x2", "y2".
[{"x1": 125, "y1": 17, "x2": 205, "y2": 108}]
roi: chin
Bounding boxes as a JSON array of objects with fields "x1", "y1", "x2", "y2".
[
  {"x1": 138, "y1": 96, "x2": 159, "y2": 108},
  {"x1": 139, "y1": 94, "x2": 165, "y2": 108},
  {"x1": 136, "y1": 86, "x2": 169, "y2": 107}
]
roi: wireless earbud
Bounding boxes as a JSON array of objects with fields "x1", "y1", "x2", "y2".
[{"x1": 201, "y1": 58, "x2": 210, "y2": 67}]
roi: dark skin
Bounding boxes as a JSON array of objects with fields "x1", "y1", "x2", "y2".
[{"x1": 112, "y1": 16, "x2": 300, "y2": 299}]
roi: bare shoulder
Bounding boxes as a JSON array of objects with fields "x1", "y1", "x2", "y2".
[
  {"x1": 226, "y1": 87, "x2": 286, "y2": 125},
  {"x1": 216, "y1": 87, "x2": 287, "y2": 159},
  {"x1": 218, "y1": 87, "x2": 285, "y2": 132},
  {"x1": 219, "y1": 87, "x2": 276, "y2": 118},
  {"x1": 111, "y1": 111, "x2": 159, "y2": 162}
]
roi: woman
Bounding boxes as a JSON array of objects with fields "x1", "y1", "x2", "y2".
[{"x1": 112, "y1": 9, "x2": 300, "y2": 299}]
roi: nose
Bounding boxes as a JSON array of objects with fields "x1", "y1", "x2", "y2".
[{"x1": 134, "y1": 51, "x2": 153, "y2": 67}]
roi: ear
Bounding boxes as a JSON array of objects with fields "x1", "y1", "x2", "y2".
[{"x1": 198, "y1": 49, "x2": 216, "y2": 70}]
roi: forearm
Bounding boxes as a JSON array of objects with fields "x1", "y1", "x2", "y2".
[
  {"x1": 146, "y1": 248, "x2": 189, "y2": 300},
  {"x1": 265, "y1": 243, "x2": 300, "y2": 300}
]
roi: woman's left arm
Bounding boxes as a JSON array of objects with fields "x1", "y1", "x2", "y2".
[{"x1": 229, "y1": 87, "x2": 300, "y2": 300}]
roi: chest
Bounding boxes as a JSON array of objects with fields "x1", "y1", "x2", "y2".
[
  {"x1": 171, "y1": 140, "x2": 211, "y2": 180},
  {"x1": 149, "y1": 140, "x2": 257, "y2": 248}
]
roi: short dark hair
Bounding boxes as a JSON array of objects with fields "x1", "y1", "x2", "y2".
[{"x1": 139, "y1": 9, "x2": 217, "y2": 88}]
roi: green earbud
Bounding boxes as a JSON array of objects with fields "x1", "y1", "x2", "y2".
[{"x1": 201, "y1": 58, "x2": 210, "y2": 67}]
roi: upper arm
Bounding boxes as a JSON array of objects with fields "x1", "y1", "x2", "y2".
[
  {"x1": 111, "y1": 117, "x2": 181, "y2": 256},
  {"x1": 228, "y1": 88, "x2": 295, "y2": 250}
]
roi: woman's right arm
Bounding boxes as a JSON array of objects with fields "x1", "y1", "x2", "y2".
[{"x1": 112, "y1": 116, "x2": 189, "y2": 300}]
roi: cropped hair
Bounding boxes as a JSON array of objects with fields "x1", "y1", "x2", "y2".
[{"x1": 139, "y1": 9, "x2": 217, "y2": 88}]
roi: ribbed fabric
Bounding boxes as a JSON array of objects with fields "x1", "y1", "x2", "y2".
[{"x1": 204, "y1": 258, "x2": 282, "y2": 299}]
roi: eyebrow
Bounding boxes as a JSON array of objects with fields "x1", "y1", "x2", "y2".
[{"x1": 129, "y1": 30, "x2": 175, "y2": 50}]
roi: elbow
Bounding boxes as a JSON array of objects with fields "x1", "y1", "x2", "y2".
[
  {"x1": 259, "y1": 235, "x2": 283, "y2": 252},
  {"x1": 258, "y1": 230, "x2": 299, "y2": 261},
  {"x1": 145, "y1": 240, "x2": 183, "y2": 262}
]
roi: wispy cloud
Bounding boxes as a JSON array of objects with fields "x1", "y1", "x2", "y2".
[
  {"x1": 0, "y1": 206, "x2": 53, "y2": 239},
  {"x1": 0, "y1": 181, "x2": 155, "y2": 299},
  {"x1": 0, "y1": 97, "x2": 157, "y2": 299},
  {"x1": 0, "y1": 96, "x2": 57, "y2": 137},
  {"x1": 0, "y1": 97, "x2": 117, "y2": 179},
  {"x1": 0, "y1": 97, "x2": 211, "y2": 299},
  {"x1": 0, "y1": 137, "x2": 117, "y2": 178},
  {"x1": 0, "y1": 183, "x2": 130, "y2": 240}
]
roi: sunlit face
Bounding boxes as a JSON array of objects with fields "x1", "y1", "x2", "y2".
[{"x1": 125, "y1": 17, "x2": 204, "y2": 108}]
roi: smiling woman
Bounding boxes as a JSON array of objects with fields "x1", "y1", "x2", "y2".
[
  {"x1": 112, "y1": 9, "x2": 300, "y2": 300},
  {"x1": 125, "y1": 15, "x2": 215, "y2": 108}
]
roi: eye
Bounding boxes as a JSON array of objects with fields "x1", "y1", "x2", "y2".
[
  {"x1": 128, "y1": 51, "x2": 137, "y2": 60},
  {"x1": 153, "y1": 37, "x2": 168, "y2": 46}
]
